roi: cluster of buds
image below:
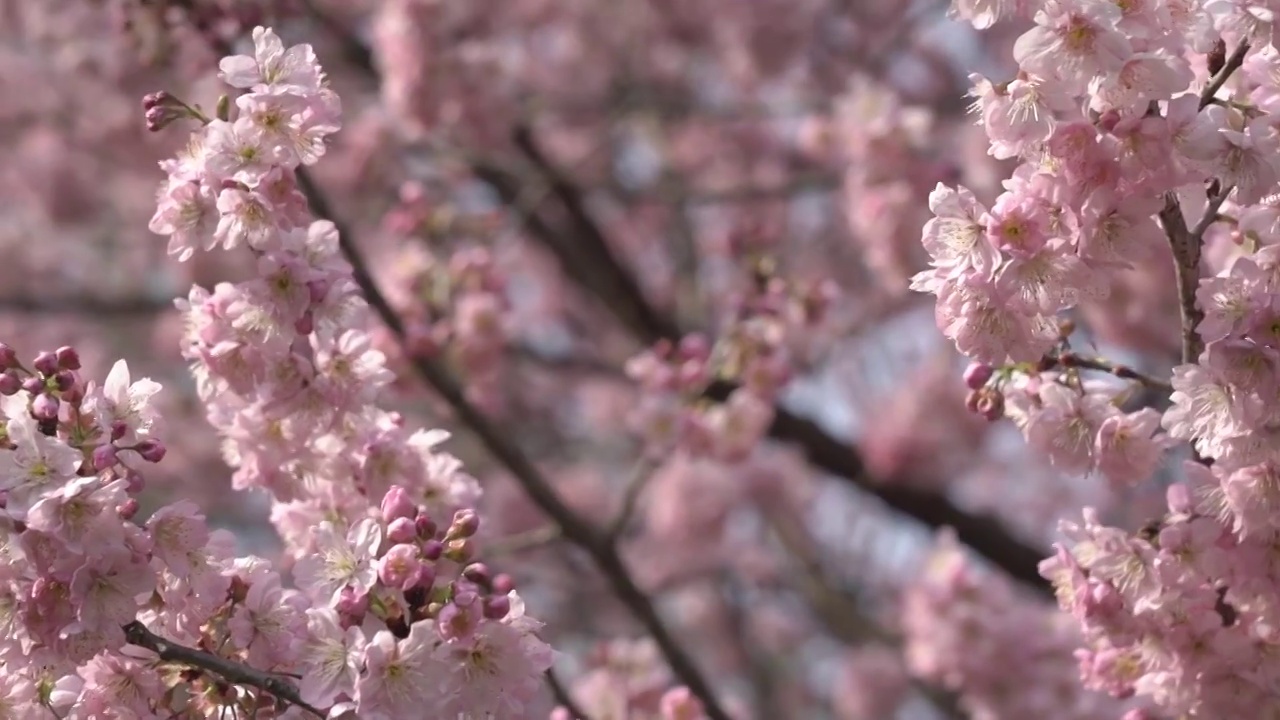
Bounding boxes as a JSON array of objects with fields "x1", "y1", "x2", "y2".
[
  {"x1": 324, "y1": 486, "x2": 517, "y2": 638},
  {"x1": 962, "y1": 361, "x2": 1004, "y2": 421}
]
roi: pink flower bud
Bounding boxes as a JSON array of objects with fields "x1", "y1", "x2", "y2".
[
  {"x1": 92, "y1": 444, "x2": 119, "y2": 471},
  {"x1": 491, "y1": 573, "x2": 515, "y2": 595},
  {"x1": 415, "y1": 512, "x2": 437, "y2": 539},
  {"x1": 421, "y1": 538, "x2": 444, "y2": 561},
  {"x1": 963, "y1": 362, "x2": 994, "y2": 390},
  {"x1": 22, "y1": 376, "x2": 44, "y2": 395},
  {"x1": 134, "y1": 439, "x2": 167, "y2": 463},
  {"x1": 111, "y1": 421, "x2": 128, "y2": 441},
  {"x1": 54, "y1": 346, "x2": 80, "y2": 370},
  {"x1": 462, "y1": 563, "x2": 491, "y2": 586},
  {"x1": 118, "y1": 498, "x2": 140, "y2": 520},
  {"x1": 380, "y1": 485, "x2": 417, "y2": 523},
  {"x1": 0, "y1": 343, "x2": 16, "y2": 369},
  {"x1": 33, "y1": 351, "x2": 58, "y2": 376},
  {"x1": 448, "y1": 509, "x2": 479, "y2": 539},
  {"x1": 52, "y1": 371, "x2": 74, "y2": 393},
  {"x1": 386, "y1": 517, "x2": 417, "y2": 544},
  {"x1": 0, "y1": 373, "x2": 20, "y2": 396},
  {"x1": 31, "y1": 394, "x2": 59, "y2": 421},
  {"x1": 483, "y1": 594, "x2": 510, "y2": 620}
]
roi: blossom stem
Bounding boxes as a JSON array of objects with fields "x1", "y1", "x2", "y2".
[
  {"x1": 1048, "y1": 352, "x2": 1173, "y2": 394},
  {"x1": 121, "y1": 620, "x2": 325, "y2": 718}
]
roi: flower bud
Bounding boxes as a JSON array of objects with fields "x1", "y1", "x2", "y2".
[
  {"x1": 491, "y1": 573, "x2": 515, "y2": 595},
  {"x1": 215, "y1": 94, "x2": 231, "y2": 122},
  {"x1": 462, "y1": 563, "x2": 491, "y2": 587},
  {"x1": 32, "y1": 352, "x2": 58, "y2": 376},
  {"x1": 31, "y1": 393, "x2": 59, "y2": 421},
  {"x1": 0, "y1": 343, "x2": 17, "y2": 369},
  {"x1": 963, "y1": 362, "x2": 993, "y2": 390},
  {"x1": 482, "y1": 595, "x2": 510, "y2": 620},
  {"x1": 0, "y1": 373, "x2": 20, "y2": 396},
  {"x1": 421, "y1": 538, "x2": 444, "y2": 561},
  {"x1": 415, "y1": 512, "x2": 437, "y2": 539},
  {"x1": 22, "y1": 376, "x2": 44, "y2": 395},
  {"x1": 52, "y1": 371, "x2": 75, "y2": 393},
  {"x1": 380, "y1": 485, "x2": 417, "y2": 523},
  {"x1": 386, "y1": 517, "x2": 417, "y2": 544},
  {"x1": 92, "y1": 444, "x2": 119, "y2": 471},
  {"x1": 134, "y1": 439, "x2": 167, "y2": 463},
  {"x1": 117, "y1": 498, "x2": 140, "y2": 520},
  {"x1": 54, "y1": 346, "x2": 80, "y2": 370},
  {"x1": 448, "y1": 509, "x2": 479, "y2": 539}
]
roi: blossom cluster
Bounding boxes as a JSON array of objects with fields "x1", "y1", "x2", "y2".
[
  {"x1": 383, "y1": 182, "x2": 512, "y2": 414},
  {"x1": 625, "y1": 258, "x2": 837, "y2": 463},
  {"x1": 901, "y1": 532, "x2": 1140, "y2": 720},
  {"x1": 19, "y1": 25, "x2": 561, "y2": 718},
  {"x1": 918, "y1": 0, "x2": 1280, "y2": 714}
]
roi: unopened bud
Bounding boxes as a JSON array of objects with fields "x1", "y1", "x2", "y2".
[
  {"x1": 421, "y1": 538, "x2": 444, "y2": 561},
  {"x1": 215, "y1": 94, "x2": 231, "y2": 122},
  {"x1": 448, "y1": 509, "x2": 479, "y2": 539},
  {"x1": 134, "y1": 438, "x2": 167, "y2": 463},
  {"x1": 117, "y1": 498, "x2": 140, "y2": 520},
  {"x1": 380, "y1": 485, "x2": 417, "y2": 523},
  {"x1": 0, "y1": 373, "x2": 20, "y2": 396},
  {"x1": 387, "y1": 517, "x2": 417, "y2": 544},
  {"x1": 962, "y1": 362, "x2": 993, "y2": 390},
  {"x1": 31, "y1": 393, "x2": 59, "y2": 421},
  {"x1": 491, "y1": 573, "x2": 515, "y2": 595},
  {"x1": 54, "y1": 346, "x2": 80, "y2": 370},
  {"x1": 482, "y1": 595, "x2": 510, "y2": 620},
  {"x1": 92, "y1": 444, "x2": 119, "y2": 471},
  {"x1": 33, "y1": 351, "x2": 58, "y2": 376}
]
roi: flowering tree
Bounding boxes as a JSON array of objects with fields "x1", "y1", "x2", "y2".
[{"x1": 1, "y1": 0, "x2": 1273, "y2": 717}]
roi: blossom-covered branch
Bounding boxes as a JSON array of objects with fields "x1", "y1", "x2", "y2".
[{"x1": 121, "y1": 620, "x2": 325, "y2": 717}]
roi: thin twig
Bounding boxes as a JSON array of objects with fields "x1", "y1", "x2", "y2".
[
  {"x1": 605, "y1": 455, "x2": 662, "y2": 543},
  {"x1": 122, "y1": 621, "x2": 325, "y2": 718},
  {"x1": 485, "y1": 525, "x2": 563, "y2": 557},
  {"x1": 1049, "y1": 352, "x2": 1173, "y2": 394}
]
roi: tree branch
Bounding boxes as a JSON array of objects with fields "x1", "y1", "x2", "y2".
[{"x1": 122, "y1": 620, "x2": 325, "y2": 718}]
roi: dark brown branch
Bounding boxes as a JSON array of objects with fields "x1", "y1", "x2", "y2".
[
  {"x1": 0, "y1": 296, "x2": 173, "y2": 317},
  {"x1": 546, "y1": 668, "x2": 593, "y2": 720},
  {"x1": 122, "y1": 620, "x2": 324, "y2": 717},
  {"x1": 293, "y1": 168, "x2": 734, "y2": 720},
  {"x1": 492, "y1": 125, "x2": 1055, "y2": 595}
]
